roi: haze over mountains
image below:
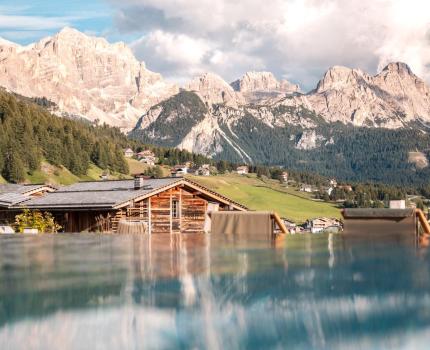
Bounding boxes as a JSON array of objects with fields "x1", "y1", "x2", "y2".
[{"x1": 2, "y1": 27, "x2": 430, "y2": 184}]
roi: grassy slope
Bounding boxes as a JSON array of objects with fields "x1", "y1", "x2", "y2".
[
  {"x1": 0, "y1": 175, "x2": 6, "y2": 184},
  {"x1": 25, "y1": 162, "x2": 129, "y2": 185},
  {"x1": 19, "y1": 159, "x2": 146, "y2": 186},
  {"x1": 20, "y1": 159, "x2": 161, "y2": 185},
  {"x1": 127, "y1": 158, "x2": 149, "y2": 175},
  {"x1": 188, "y1": 173, "x2": 341, "y2": 223},
  {"x1": 127, "y1": 158, "x2": 171, "y2": 177}
]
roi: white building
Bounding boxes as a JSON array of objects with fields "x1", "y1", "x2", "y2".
[
  {"x1": 236, "y1": 166, "x2": 249, "y2": 175},
  {"x1": 195, "y1": 166, "x2": 211, "y2": 176},
  {"x1": 307, "y1": 218, "x2": 342, "y2": 233},
  {"x1": 139, "y1": 156, "x2": 158, "y2": 166},
  {"x1": 300, "y1": 184, "x2": 313, "y2": 193},
  {"x1": 389, "y1": 200, "x2": 406, "y2": 209},
  {"x1": 281, "y1": 171, "x2": 289, "y2": 182},
  {"x1": 171, "y1": 165, "x2": 189, "y2": 177},
  {"x1": 124, "y1": 148, "x2": 134, "y2": 158}
]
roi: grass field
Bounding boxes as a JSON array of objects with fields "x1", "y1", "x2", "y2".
[
  {"x1": 26, "y1": 162, "x2": 81, "y2": 185},
  {"x1": 188, "y1": 173, "x2": 341, "y2": 223},
  {"x1": 19, "y1": 159, "x2": 162, "y2": 185},
  {"x1": 25, "y1": 162, "x2": 130, "y2": 185},
  {"x1": 126, "y1": 159, "x2": 171, "y2": 177},
  {"x1": 127, "y1": 158, "x2": 149, "y2": 175}
]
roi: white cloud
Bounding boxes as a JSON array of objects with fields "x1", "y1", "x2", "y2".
[
  {"x1": 375, "y1": 0, "x2": 430, "y2": 82},
  {"x1": 105, "y1": 0, "x2": 430, "y2": 89},
  {"x1": 0, "y1": 15, "x2": 70, "y2": 30}
]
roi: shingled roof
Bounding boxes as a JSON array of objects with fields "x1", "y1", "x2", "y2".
[
  {"x1": 0, "y1": 184, "x2": 57, "y2": 208},
  {"x1": 13, "y1": 178, "x2": 247, "y2": 211}
]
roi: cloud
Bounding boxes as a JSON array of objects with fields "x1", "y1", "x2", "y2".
[
  {"x1": 0, "y1": 3, "x2": 112, "y2": 43},
  {"x1": 375, "y1": 0, "x2": 430, "y2": 83},
  {"x1": 0, "y1": 15, "x2": 70, "y2": 31},
  {"x1": 48, "y1": 1, "x2": 430, "y2": 89}
]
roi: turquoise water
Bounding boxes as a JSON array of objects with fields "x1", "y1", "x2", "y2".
[{"x1": 0, "y1": 232, "x2": 429, "y2": 349}]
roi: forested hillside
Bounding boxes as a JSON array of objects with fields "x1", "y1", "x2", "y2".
[
  {"x1": 131, "y1": 93, "x2": 430, "y2": 187},
  {"x1": 224, "y1": 117, "x2": 430, "y2": 186},
  {"x1": 0, "y1": 90, "x2": 211, "y2": 183}
]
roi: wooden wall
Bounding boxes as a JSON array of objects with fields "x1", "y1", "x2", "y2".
[
  {"x1": 54, "y1": 186, "x2": 235, "y2": 234},
  {"x1": 148, "y1": 187, "x2": 207, "y2": 234},
  {"x1": 0, "y1": 210, "x2": 19, "y2": 225}
]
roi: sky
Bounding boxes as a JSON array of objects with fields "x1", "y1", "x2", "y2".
[{"x1": 1, "y1": 0, "x2": 430, "y2": 90}]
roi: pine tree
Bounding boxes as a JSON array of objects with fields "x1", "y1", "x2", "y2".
[{"x1": 3, "y1": 149, "x2": 25, "y2": 183}]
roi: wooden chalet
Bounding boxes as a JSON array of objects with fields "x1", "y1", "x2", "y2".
[{"x1": 5, "y1": 177, "x2": 247, "y2": 234}]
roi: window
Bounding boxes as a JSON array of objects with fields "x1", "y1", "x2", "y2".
[{"x1": 172, "y1": 199, "x2": 180, "y2": 218}]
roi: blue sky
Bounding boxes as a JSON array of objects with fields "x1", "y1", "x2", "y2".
[
  {"x1": 0, "y1": 0, "x2": 118, "y2": 44},
  {"x1": 1, "y1": 0, "x2": 429, "y2": 89}
]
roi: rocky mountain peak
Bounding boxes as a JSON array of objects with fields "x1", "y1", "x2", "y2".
[
  {"x1": 0, "y1": 37, "x2": 19, "y2": 48},
  {"x1": 382, "y1": 62, "x2": 413, "y2": 75},
  {"x1": 0, "y1": 27, "x2": 178, "y2": 129},
  {"x1": 231, "y1": 71, "x2": 299, "y2": 94},
  {"x1": 316, "y1": 66, "x2": 368, "y2": 93},
  {"x1": 185, "y1": 72, "x2": 241, "y2": 106},
  {"x1": 231, "y1": 71, "x2": 278, "y2": 92},
  {"x1": 57, "y1": 26, "x2": 86, "y2": 39},
  {"x1": 0, "y1": 37, "x2": 20, "y2": 60}
]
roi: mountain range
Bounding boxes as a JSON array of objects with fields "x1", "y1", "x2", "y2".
[{"x1": 2, "y1": 28, "x2": 430, "y2": 185}]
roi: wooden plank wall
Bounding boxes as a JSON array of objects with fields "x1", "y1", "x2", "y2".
[
  {"x1": 105, "y1": 187, "x2": 226, "y2": 234},
  {"x1": 149, "y1": 187, "x2": 207, "y2": 234},
  {"x1": 181, "y1": 188, "x2": 206, "y2": 234},
  {"x1": 150, "y1": 188, "x2": 178, "y2": 234}
]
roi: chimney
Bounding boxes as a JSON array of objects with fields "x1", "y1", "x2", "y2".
[{"x1": 134, "y1": 176, "x2": 145, "y2": 190}]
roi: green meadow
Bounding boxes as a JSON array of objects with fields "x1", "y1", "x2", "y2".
[{"x1": 188, "y1": 173, "x2": 341, "y2": 223}]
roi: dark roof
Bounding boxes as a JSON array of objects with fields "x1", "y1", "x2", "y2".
[
  {"x1": 0, "y1": 193, "x2": 29, "y2": 207},
  {"x1": 0, "y1": 184, "x2": 56, "y2": 208},
  {"x1": 0, "y1": 184, "x2": 53, "y2": 195},
  {"x1": 18, "y1": 178, "x2": 182, "y2": 210},
  {"x1": 11, "y1": 178, "x2": 247, "y2": 211}
]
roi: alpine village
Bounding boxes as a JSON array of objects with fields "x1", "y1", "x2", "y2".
[{"x1": 0, "y1": 28, "x2": 430, "y2": 237}]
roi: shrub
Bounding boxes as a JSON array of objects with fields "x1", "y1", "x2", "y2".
[{"x1": 15, "y1": 209, "x2": 62, "y2": 233}]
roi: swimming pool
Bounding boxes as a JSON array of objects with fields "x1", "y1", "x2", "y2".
[{"x1": 0, "y1": 232, "x2": 428, "y2": 349}]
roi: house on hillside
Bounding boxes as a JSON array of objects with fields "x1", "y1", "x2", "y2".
[
  {"x1": 236, "y1": 166, "x2": 249, "y2": 175},
  {"x1": 136, "y1": 150, "x2": 155, "y2": 159},
  {"x1": 140, "y1": 157, "x2": 157, "y2": 166},
  {"x1": 194, "y1": 164, "x2": 211, "y2": 176},
  {"x1": 306, "y1": 217, "x2": 342, "y2": 233},
  {"x1": 124, "y1": 148, "x2": 134, "y2": 158},
  {"x1": 171, "y1": 165, "x2": 189, "y2": 177},
  {"x1": 300, "y1": 184, "x2": 313, "y2": 193},
  {"x1": 283, "y1": 218, "x2": 297, "y2": 233},
  {"x1": 137, "y1": 150, "x2": 159, "y2": 165},
  {"x1": 2, "y1": 178, "x2": 246, "y2": 234},
  {"x1": 281, "y1": 172, "x2": 289, "y2": 183}
]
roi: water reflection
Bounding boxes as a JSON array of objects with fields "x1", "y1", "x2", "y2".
[{"x1": 0, "y1": 232, "x2": 429, "y2": 349}]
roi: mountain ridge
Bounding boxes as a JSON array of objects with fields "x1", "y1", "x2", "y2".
[{"x1": 2, "y1": 28, "x2": 430, "y2": 185}]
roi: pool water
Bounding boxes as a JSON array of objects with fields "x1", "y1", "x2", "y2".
[{"x1": 0, "y1": 232, "x2": 429, "y2": 349}]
